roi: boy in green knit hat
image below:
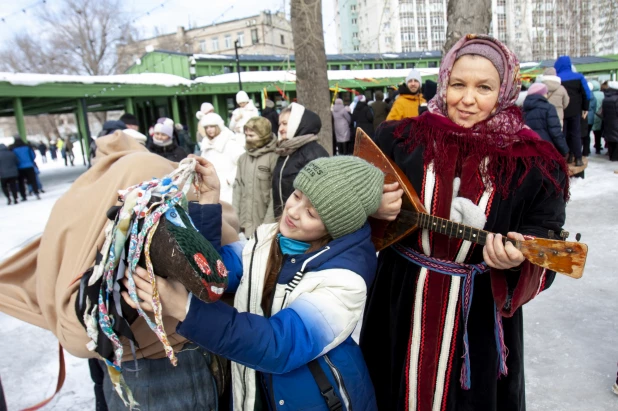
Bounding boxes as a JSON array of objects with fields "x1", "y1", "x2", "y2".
[{"x1": 124, "y1": 155, "x2": 385, "y2": 410}]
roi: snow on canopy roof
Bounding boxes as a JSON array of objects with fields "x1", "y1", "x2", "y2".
[
  {"x1": 0, "y1": 72, "x2": 192, "y2": 87},
  {"x1": 194, "y1": 68, "x2": 440, "y2": 84}
]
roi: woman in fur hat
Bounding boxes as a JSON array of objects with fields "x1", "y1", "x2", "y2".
[
  {"x1": 229, "y1": 91, "x2": 259, "y2": 135},
  {"x1": 361, "y1": 34, "x2": 569, "y2": 411},
  {"x1": 124, "y1": 155, "x2": 385, "y2": 410},
  {"x1": 233, "y1": 117, "x2": 278, "y2": 237},
  {"x1": 199, "y1": 113, "x2": 245, "y2": 204}
]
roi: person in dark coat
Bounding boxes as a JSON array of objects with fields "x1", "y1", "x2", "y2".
[
  {"x1": 272, "y1": 102, "x2": 329, "y2": 218},
  {"x1": 0, "y1": 143, "x2": 20, "y2": 205},
  {"x1": 361, "y1": 35, "x2": 568, "y2": 411},
  {"x1": 372, "y1": 91, "x2": 390, "y2": 131},
  {"x1": 419, "y1": 79, "x2": 438, "y2": 115},
  {"x1": 523, "y1": 83, "x2": 569, "y2": 155},
  {"x1": 554, "y1": 56, "x2": 591, "y2": 167},
  {"x1": 352, "y1": 95, "x2": 374, "y2": 138},
  {"x1": 10, "y1": 137, "x2": 40, "y2": 200},
  {"x1": 261, "y1": 99, "x2": 279, "y2": 134},
  {"x1": 148, "y1": 118, "x2": 188, "y2": 162},
  {"x1": 49, "y1": 141, "x2": 58, "y2": 161},
  {"x1": 37, "y1": 142, "x2": 48, "y2": 163},
  {"x1": 602, "y1": 81, "x2": 618, "y2": 161}
]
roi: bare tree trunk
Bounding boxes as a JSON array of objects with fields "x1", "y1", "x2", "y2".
[
  {"x1": 290, "y1": 0, "x2": 333, "y2": 155},
  {"x1": 443, "y1": 0, "x2": 492, "y2": 54}
]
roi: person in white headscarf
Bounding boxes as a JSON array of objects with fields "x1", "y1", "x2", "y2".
[{"x1": 199, "y1": 113, "x2": 245, "y2": 203}]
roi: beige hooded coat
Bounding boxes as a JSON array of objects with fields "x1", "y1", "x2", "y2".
[{"x1": 0, "y1": 131, "x2": 238, "y2": 361}]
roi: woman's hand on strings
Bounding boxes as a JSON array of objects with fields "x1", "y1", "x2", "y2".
[
  {"x1": 483, "y1": 232, "x2": 526, "y2": 270},
  {"x1": 121, "y1": 266, "x2": 189, "y2": 322},
  {"x1": 371, "y1": 182, "x2": 403, "y2": 221},
  {"x1": 188, "y1": 154, "x2": 221, "y2": 205}
]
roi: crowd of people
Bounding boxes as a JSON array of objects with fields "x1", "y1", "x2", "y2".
[
  {"x1": 0, "y1": 32, "x2": 613, "y2": 411},
  {"x1": 518, "y1": 57, "x2": 618, "y2": 167}
]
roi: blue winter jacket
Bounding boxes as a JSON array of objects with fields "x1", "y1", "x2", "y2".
[
  {"x1": 523, "y1": 94, "x2": 570, "y2": 155},
  {"x1": 12, "y1": 144, "x2": 36, "y2": 169},
  {"x1": 181, "y1": 203, "x2": 378, "y2": 410},
  {"x1": 555, "y1": 56, "x2": 591, "y2": 118}
]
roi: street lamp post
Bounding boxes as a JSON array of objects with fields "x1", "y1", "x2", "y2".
[{"x1": 234, "y1": 40, "x2": 243, "y2": 91}]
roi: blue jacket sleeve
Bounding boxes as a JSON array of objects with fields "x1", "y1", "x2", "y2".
[
  {"x1": 188, "y1": 202, "x2": 222, "y2": 251},
  {"x1": 177, "y1": 299, "x2": 324, "y2": 374},
  {"x1": 188, "y1": 202, "x2": 243, "y2": 289}
]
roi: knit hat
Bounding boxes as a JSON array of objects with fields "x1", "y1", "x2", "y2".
[
  {"x1": 293, "y1": 156, "x2": 384, "y2": 239},
  {"x1": 265, "y1": 99, "x2": 275, "y2": 108},
  {"x1": 456, "y1": 43, "x2": 505, "y2": 82},
  {"x1": 154, "y1": 118, "x2": 174, "y2": 138},
  {"x1": 244, "y1": 117, "x2": 273, "y2": 150},
  {"x1": 196, "y1": 102, "x2": 214, "y2": 120},
  {"x1": 199, "y1": 113, "x2": 225, "y2": 128},
  {"x1": 236, "y1": 91, "x2": 250, "y2": 104},
  {"x1": 527, "y1": 83, "x2": 548, "y2": 96},
  {"x1": 406, "y1": 69, "x2": 422, "y2": 85}
]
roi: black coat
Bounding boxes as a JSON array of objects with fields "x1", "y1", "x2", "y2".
[
  {"x1": 0, "y1": 145, "x2": 19, "y2": 179},
  {"x1": 562, "y1": 79, "x2": 590, "y2": 118},
  {"x1": 361, "y1": 120, "x2": 566, "y2": 411},
  {"x1": 602, "y1": 88, "x2": 618, "y2": 143},
  {"x1": 272, "y1": 141, "x2": 329, "y2": 218},
  {"x1": 523, "y1": 94, "x2": 569, "y2": 155},
  {"x1": 352, "y1": 101, "x2": 374, "y2": 138},
  {"x1": 148, "y1": 143, "x2": 188, "y2": 162},
  {"x1": 261, "y1": 107, "x2": 280, "y2": 135},
  {"x1": 372, "y1": 101, "x2": 390, "y2": 131}
]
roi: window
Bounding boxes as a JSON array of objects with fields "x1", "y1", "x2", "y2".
[
  {"x1": 375, "y1": 63, "x2": 383, "y2": 69},
  {"x1": 402, "y1": 32, "x2": 410, "y2": 41},
  {"x1": 406, "y1": 62, "x2": 416, "y2": 68},
  {"x1": 353, "y1": 32, "x2": 359, "y2": 38},
  {"x1": 364, "y1": 63, "x2": 372, "y2": 69},
  {"x1": 353, "y1": 45, "x2": 360, "y2": 51},
  {"x1": 281, "y1": 34, "x2": 285, "y2": 45},
  {"x1": 199, "y1": 40, "x2": 206, "y2": 52},
  {"x1": 341, "y1": 64, "x2": 350, "y2": 70},
  {"x1": 237, "y1": 32, "x2": 245, "y2": 46},
  {"x1": 251, "y1": 28, "x2": 259, "y2": 44},
  {"x1": 223, "y1": 66, "x2": 232, "y2": 74},
  {"x1": 261, "y1": 66, "x2": 272, "y2": 71},
  {"x1": 385, "y1": 63, "x2": 394, "y2": 69},
  {"x1": 249, "y1": 66, "x2": 259, "y2": 71},
  {"x1": 274, "y1": 66, "x2": 283, "y2": 70},
  {"x1": 384, "y1": 22, "x2": 391, "y2": 30},
  {"x1": 330, "y1": 65, "x2": 340, "y2": 70},
  {"x1": 352, "y1": 18, "x2": 358, "y2": 24},
  {"x1": 240, "y1": 66, "x2": 247, "y2": 72},
  {"x1": 211, "y1": 38, "x2": 218, "y2": 51},
  {"x1": 516, "y1": 32, "x2": 522, "y2": 40},
  {"x1": 351, "y1": 5, "x2": 356, "y2": 11},
  {"x1": 395, "y1": 62, "x2": 404, "y2": 69},
  {"x1": 428, "y1": 61, "x2": 438, "y2": 68},
  {"x1": 224, "y1": 35, "x2": 232, "y2": 49},
  {"x1": 385, "y1": 36, "x2": 392, "y2": 44}
]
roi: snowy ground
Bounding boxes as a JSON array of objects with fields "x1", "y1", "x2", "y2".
[{"x1": 0, "y1": 151, "x2": 617, "y2": 410}]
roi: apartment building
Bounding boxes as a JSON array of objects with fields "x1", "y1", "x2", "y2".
[
  {"x1": 119, "y1": 11, "x2": 293, "y2": 64},
  {"x1": 337, "y1": 0, "x2": 618, "y2": 60}
]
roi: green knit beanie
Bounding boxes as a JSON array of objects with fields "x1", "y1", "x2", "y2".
[{"x1": 293, "y1": 156, "x2": 384, "y2": 239}]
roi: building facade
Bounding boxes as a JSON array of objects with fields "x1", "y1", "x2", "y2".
[
  {"x1": 338, "y1": 0, "x2": 618, "y2": 60},
  {"x1": 119, "y1": 11, "x2": 293, "y2": 65}
]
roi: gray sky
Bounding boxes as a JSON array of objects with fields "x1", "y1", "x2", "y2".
[{"x1": 0, "y1": 0, "x2": 338, "y2": 54}]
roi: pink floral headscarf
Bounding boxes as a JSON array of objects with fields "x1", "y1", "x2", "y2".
[{"x1": 427, "y1": 34, "x2": 523, "y2": 133}]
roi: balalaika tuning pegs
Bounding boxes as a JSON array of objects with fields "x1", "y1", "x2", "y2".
[
  {"x1": 575, "y1": 233, "x2": 582, "y2": 242},
  {"x1": 559, "y1": 230, "x2": 569, "y2": 241}
]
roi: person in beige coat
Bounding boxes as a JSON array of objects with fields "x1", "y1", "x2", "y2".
[
  {"x1": 542, "y1": 67, "x2": 570, "y2": 127},
  {"x1": 233, "y1": 117, "x2": 278, "y2": 237}
]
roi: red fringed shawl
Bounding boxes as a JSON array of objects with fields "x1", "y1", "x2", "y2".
[{"x1": 392, "y1": 108, "x2": 570, "y2": 202}]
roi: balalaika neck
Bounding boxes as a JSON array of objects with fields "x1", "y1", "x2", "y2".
[{"x1": 416, "y1": 212, "x2": 496, "y2": 246}]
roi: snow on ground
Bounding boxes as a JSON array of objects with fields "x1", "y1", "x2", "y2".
[{"x1": 0, "y1": 151, "x2": 617, "y2": 410}]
